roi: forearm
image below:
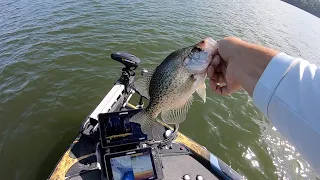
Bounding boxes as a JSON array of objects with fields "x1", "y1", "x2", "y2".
[
  {"x1": 216, "y1": 37, "x2": 320, "y2": 173},
  {"x1": 253, "y1": 53, "x2": 320, "y2": 174}
]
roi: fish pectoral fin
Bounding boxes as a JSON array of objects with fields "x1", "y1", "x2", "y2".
[
  {"x1": 133, "y1": 69, "x2": 155, "y2": 99},
  {"x1": 196, "y1": 82, "x2": 206, "y2": 103},
  {"x1": 129, "y1": 110, "x2": 154, "y2": 137},
  {"x1": 161, "y1": 95, "x2": 194, "y2": 124}
]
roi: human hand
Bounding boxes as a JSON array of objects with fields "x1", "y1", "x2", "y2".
[
  {"x1": 207, "y1": 37, "x2": 277, "y2": 96},
  {"x1": 207, "y1": 37, "x2": 241, "y2": 95}
]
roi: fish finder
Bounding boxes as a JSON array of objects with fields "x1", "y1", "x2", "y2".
[
  {"x1": 98, "y1": 109, "x2": 164, "y2": 180},
  {"x1": 103, "y1": 147, "x2": 162, "y2": 180},
  {"x1": 98, "y1": 109, "x2": 150, "y2": 148}
]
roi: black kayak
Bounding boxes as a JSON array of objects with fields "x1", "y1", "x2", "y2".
[{"x1": 48, "y1": 52, "x2": 243, "y2": 180}]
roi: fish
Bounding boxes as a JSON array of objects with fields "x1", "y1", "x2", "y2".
[{"x1": 131, "y1": 37, "x2": 217, "y2": 136}]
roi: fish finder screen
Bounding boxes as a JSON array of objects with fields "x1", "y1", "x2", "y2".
[
  {"x1": 100, "y1": 113, "x2": 148, "y2": 147},
  {"x1": 110, "y1": 151, "x2": 155, "y2": 180}
]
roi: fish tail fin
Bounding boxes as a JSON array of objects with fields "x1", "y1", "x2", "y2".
[{"x1": 130, "y1": 110, "x2": 155, "y2": 137}]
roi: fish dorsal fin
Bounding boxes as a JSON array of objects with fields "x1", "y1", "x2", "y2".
[
  {"x1": 196, "y1": 82, "x2": 206, "y2": 103},
  {"x1": 133, "y1": 69, "x2": 154, "y2": 99},
  {"x1": 161, "y1": 95, "x2": 194, "y2": 124}
]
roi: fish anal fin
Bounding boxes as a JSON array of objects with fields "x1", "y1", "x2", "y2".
[
  {"x1": 161, "y1": 95, "x2": 194, "y2": 124},
  {"x1": 196, "y1": 82, "x2": 206, "y2": 103},
  {"x1": 133, "y1": 69, "x2": 154, "y2": 99}
]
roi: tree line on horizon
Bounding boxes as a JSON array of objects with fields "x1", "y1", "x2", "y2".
[{"x1": 282, "y1": 0, "x2": 320, "y2": 18}]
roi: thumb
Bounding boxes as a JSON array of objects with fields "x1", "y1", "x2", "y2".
[
  {"x1": 214, "y1": 80, "x2": 241, "y2": 95},
  {"x1": 210, "y1": 54, "x2": 221, "y2": 67},
  {"x1": 207, "y1": 55, "x2": 222, "y2": 91},
  {"x1": 212, "y1": 61, "x2": 241, "y2": 95}
]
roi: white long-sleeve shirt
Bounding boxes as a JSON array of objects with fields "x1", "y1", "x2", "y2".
[{"x1": 253, "y1": 53, "x2": 320, "y2": 174}]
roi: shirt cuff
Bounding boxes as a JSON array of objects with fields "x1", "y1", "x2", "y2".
[{"x1": 253, "y1": 52, "x2": 299, "y2": 117}]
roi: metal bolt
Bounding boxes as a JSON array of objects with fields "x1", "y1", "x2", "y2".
[
  {"x1": 196, "y1": 175, "x2": 203, "y2": 180},
  {"x1": 183, "y1": 174, "x2": 190, "y2": 180}
]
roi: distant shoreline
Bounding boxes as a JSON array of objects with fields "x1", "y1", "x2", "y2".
[{"x1": 281, "y1": 0, "x2": 320, "y2": 18}]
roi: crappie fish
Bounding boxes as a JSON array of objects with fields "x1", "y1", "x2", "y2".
[{"x1": 131, "y1": 37, "x2": 217, "y2": 136}]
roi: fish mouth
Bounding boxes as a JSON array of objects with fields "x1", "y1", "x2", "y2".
[
  {"x1": 196, "y1": 37, "x2": 217, "y2": 51},
  {"x1": 184, "y1": 37, "x2": 217, "y2": 74},
  {"x1": 191, "y1": 45, "x2": 202, "y2": 54},
  {"x1": 184, "y1": 37, "x2": 216, "y2": 74},
  {"x1": 184, "y1": 52, "x2": 209, "y2": 74}
]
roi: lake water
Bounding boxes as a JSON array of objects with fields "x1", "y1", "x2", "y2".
[{"x1": 1, "y1": 0, "x2": 320, "y2": 179}]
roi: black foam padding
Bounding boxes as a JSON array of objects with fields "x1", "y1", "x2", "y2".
[
  {"x1": 66, "y1": 155, "x2": 98, "y2": 178},
  {"x1": 69, "y1": 135, "x2": 96, "y2": 159},
  {"x1": 68, "y1": 169, "x2": 101, "y2": 180}
]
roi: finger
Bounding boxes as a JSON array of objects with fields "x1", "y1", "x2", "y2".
[
  {"x1": 217, "y1": 72, "x2": 226, "y2": 84},
  {"x1": 207, "y1": 37, "x2": 219, "y2": 56},
  {"x1": 214, "y1": 86, "x2": 231, "y2": 95},
  {"x1": 214, "y1": 84, "x2": 234, "y2": 95},
  {"x1": 208, "y1": 46, "x2": 219, "y2": 59},
  {"x1": 219, "y1": 61, "x2": 227, "y2": 75},
  {"x1": 215, "y1": 59, "x2": 226, "y2": 73},
  {"x1": 215, "y1": 65, "x2": 221, "y2": 72},
  {"x1": 210, "y1": 55, "x2": 221, "y2": 67},
  {"x1": 212, "y1": 48, "x2": 219, "y2": 56},
  {"x1": 214, "y1": 82, "x2": 241, "y2": 95},
  {"x1": 209, "y1": 79, "x2": 218, "y2": 91},
  {"x1": 219, "y1": 64, "x2": 227, "y2": 84},
  {"x1": 207, "y1": 64, "x2": 215, "y2": 80},
  {"x1": 209, "y1": 72, "x2": 227, "y2": 95},
  {"x1": 213, "y1": 72, "x2": 219, "y2": 82},
  {"x1": 214, "y1": 63, "x2": 227, "y2": 84}
]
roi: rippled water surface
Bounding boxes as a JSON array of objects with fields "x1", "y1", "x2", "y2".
[{"x1": 1, "y1": 0, "x2": 320, "y2": 179}]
